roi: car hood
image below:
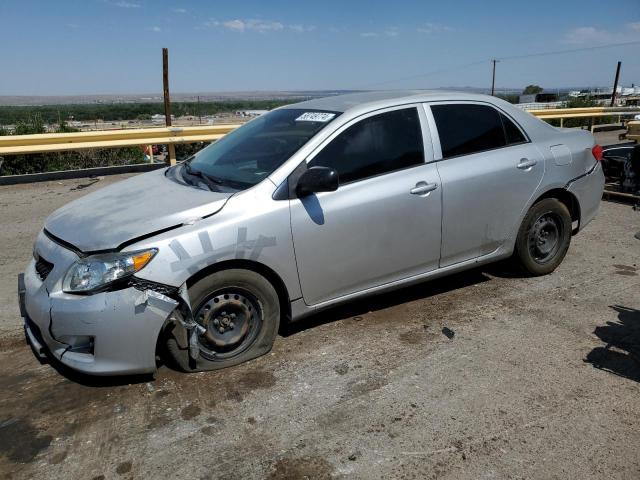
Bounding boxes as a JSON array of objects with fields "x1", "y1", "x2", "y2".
[{"x1": 44, "y1": 168, "x2": 233, "y2": 252}]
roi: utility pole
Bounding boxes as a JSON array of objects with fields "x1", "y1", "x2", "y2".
[
  {"x1": 197, "y1": 95, "x2": 202, "y2": 125},
  {"x1": 162, "y1": 47, "x2": 176, "y2": 165},
  {"x1": 610, "y1": 61, "x2": 621, "y2": 107},
  {"x1": 491, "y1": 59, "x2": 499, "y2": 96}
]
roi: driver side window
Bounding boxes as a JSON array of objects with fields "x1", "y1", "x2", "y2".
[{"x1": 309, "y1": 107, "x2": 425, "y2": 184}]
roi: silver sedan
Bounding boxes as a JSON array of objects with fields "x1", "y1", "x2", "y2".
[{"x1": 20, "y1": 91, "x2": 605, "y2": 375}]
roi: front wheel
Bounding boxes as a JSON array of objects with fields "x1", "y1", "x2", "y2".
[
  {"x1": 166, "y1": 269, "x2": 280, "y2": 372},
  {"x1": 513, "y1": 198, "x2": 572, "y2": 276}
]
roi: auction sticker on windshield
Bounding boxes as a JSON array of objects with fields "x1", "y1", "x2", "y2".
[{"x1": 295, "y1": 112, "x2": 336, "y2": 122}]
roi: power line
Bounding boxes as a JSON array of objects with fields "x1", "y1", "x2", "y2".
[
  {"x1": 496, "y1": 40, "x2": 640, "y2": 61},
  {"x1": 358, "y1": 60, "x2": 487, "y2": 89},
  {"x1": 356, "y1": 40, "x2": 640, "y2": 89}
]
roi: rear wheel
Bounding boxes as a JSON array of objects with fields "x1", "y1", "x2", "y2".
[
  {"x1": 514, "y1": 198, "x2": 572, "y2": 276},
  {"x1": 166, "y1": 269, "x2": 280, "y2": 372}
]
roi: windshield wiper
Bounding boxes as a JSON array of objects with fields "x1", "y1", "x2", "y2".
[
  {"x1": 183, "y1": 161, "x2": 225, "y2": 191},
  {"x1": 183, "y1": 160, "x2": 250, "y2": 191}
]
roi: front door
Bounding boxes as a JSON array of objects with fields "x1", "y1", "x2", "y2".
[{"x1": 289, "y1": 106, "x2": 442, "y2": 306}]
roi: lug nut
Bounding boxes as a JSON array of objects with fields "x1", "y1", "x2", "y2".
[
  {"x1": 218, "y1": 327, "x2": 225, "y2": 333},
  {"x1": 213, "y1": 319, "x2": 219, "y2": 326}
]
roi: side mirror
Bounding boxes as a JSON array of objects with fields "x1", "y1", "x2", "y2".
[{"x1": 295, "y1": 166, "x2": 339, "y2": 197}]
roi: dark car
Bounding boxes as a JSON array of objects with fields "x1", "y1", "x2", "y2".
[
  {"x1": 602, "y1": 144, "x2": 640, "y2": 193},
  {"x1": 602, "y1": 145, "x2": 632, "y2": 180}
]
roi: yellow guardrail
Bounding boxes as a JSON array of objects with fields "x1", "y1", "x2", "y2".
[
  {"x1": 528, "y1": 106, "x2": 630, "y2": 116},
  {"x1": 0, "y1": 124, "x2": 241, "y2": 156},
  {"x1": 0, "y1": 107, "x2": 638, "y2": 162},
  {"x1": 527, "y1": 106, "x2": 640, "y2": 130}
]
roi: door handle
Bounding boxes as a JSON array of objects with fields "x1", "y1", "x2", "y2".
[
  {"x1": 410, "y1": 182, "x2": 438, "y2": 195},
  {"x1": 517, "y1": 158, "x2": 537, "y2": 170}
]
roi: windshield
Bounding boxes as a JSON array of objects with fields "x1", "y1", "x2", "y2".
[{"x1": 187, "y1": 108, "x2": 340, "y2": 189}]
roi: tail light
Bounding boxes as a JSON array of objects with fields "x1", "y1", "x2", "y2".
[{"x1": 592, "y1": 144, "x2": 603, "y2": 161}]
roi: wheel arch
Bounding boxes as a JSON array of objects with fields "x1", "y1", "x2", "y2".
[
  {"x1": 531, "y1": 187, "x2": 581, "y2": 233},
  {"x1": 184, "y1": 259, "x2": 292, "y2": 324}
]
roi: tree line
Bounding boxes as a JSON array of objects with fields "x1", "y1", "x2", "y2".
[{"x1": 0, "y1": 99, "x2": 293, "y2": 125}]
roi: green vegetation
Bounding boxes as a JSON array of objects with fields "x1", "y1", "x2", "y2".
[
  {"x1": 496, "y1": 93, "x2": 519, "y2": 104},
  {"x1": 0, "y1": 100, "x2": 286, "y2": 176},
  {"x1": 522, "y1": 85, "x2": 543, "y2": 95},
  {"x1": 0, "y1": 113, "x2": 144, "y2": 176},
  {"x1": 0, "y1": 148, "x2": 147, "y2": 176},
  {"x1": 0, "y1": 100, "x2": 292, "y2": 125},
  {"x1": 547, "y1": 97, "x2": 614, "y2": 128},
  {"x1": 12, "y1": 113, "x2": 46, "y2": 135},
  {"x1": 564, "y1": 97, "x2": 597, "y2": 108}
]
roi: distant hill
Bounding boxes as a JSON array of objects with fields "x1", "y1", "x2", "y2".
[{"x1": 0, "y1": 90, "x2": 359, "y2": 106}]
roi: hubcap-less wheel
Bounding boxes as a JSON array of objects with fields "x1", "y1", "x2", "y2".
[
  {"x1": 165, "y1": 269, "x2": 280, "y2": 372},
  {"x1": 195, "y1": 289, "x2": 262, "y2": 360},
  {"x1": 528, "y1": 212, "x2": 563, "y2": 264},
  {"x1": 513, "y1": 198, "x2": 571, "y2": 277}
]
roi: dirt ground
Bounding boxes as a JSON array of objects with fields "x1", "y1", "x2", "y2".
[{"x1": 0, "y1": 173, "x2": 639, "y2": 480}]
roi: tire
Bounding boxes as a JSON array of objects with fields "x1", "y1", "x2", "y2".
[
  {"x1": 166, "y1": 269, "x2": 280, "y2": 372},
  {"x1": 513, "y1": 198, "x2": 572, "y2": 276}
]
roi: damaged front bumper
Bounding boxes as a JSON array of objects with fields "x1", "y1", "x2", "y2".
[{"x1": 20, "y1": 231, "x2": 179, "y2": 376}]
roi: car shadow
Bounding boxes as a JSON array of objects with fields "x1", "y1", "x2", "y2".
[
  {"x1": 281, "y1": 266, "x2": 494, "y2": 337},
  {"x1": 36, "y1": 262, "x2": 517, "y2": 385},
  {"x1": 481, "y1": 259, "x2": 524, "y2": 279},
  {"x1": 585, "y1": 305, "x2": 640, "y2": 383}
]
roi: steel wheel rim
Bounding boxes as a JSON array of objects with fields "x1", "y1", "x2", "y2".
[
  {"x1": 194, "y1": 288, "x2": 262, "y2": 360},
  {"x1": 528, "y1": 212, "x2": 563, "y2": 264}
]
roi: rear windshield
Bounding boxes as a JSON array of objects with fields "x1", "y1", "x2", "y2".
[{"x1": 188, "y1": 108, "x2": 340, "y2": 188}]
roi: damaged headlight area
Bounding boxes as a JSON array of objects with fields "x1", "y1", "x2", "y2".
[{"x1": 62, "y1": 249, "x2": 158, "y2": 293}]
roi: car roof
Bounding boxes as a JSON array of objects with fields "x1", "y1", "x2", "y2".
[{"x1": 285, "y1": 90, "x2": 495, "y2": 113}]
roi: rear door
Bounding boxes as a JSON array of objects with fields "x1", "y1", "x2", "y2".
[
  {"x1": 425, "y1": 102, "x2": 544, "y2": 267},
  {"x1": 290, "y1": 105, "x2": 442, "y2": 306}
]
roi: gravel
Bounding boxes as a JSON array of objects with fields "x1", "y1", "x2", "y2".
[{"x1": 0, "y1": 174, "x2": 638, "y2": 479}]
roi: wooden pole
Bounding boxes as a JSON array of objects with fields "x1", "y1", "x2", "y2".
[
  {"x1": 490, "y1": 59, "x2": 499, "y2": 96},
  {"x1": 610, "y1": 61, "x2": 621, "y2": 107},
  {"x1": 162, "y1": 47, "x2": 176, "y2": 165}
]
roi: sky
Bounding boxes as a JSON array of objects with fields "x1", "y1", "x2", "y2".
[{"x1": 0, "y1": 0, "x2": 639, "y2": 96}]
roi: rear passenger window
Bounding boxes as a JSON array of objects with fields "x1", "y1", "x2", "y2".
[
  {"x1": 501, "y1": 113, "x2": 526, "y2": 145},
  {"x1": 431, "y1": 104, "x2": 507, "y2": 158},
  {"x1": 310, "y1": 107, "x2": 424, "y2": 183}
]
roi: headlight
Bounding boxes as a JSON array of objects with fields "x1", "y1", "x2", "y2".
[{"x1": 62, "y1": 248, "x2": 157, "y2": 293}]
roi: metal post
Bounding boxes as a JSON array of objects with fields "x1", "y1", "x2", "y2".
[
  {"x1": 610, "y1": 61, "x2": 621, "y2": 107},
  {"x1": 148, "y1": 144, "x2": 154, "y2": 163},
  {"x1": 560, "y1": 118, "x2": 563, "y2": 128},
  {"x1": 163, "y1": 47, "x2": 176, "y2": 165},
  {"x1": 490, "y1": 59, "x2": 498, "y2": 96}
]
